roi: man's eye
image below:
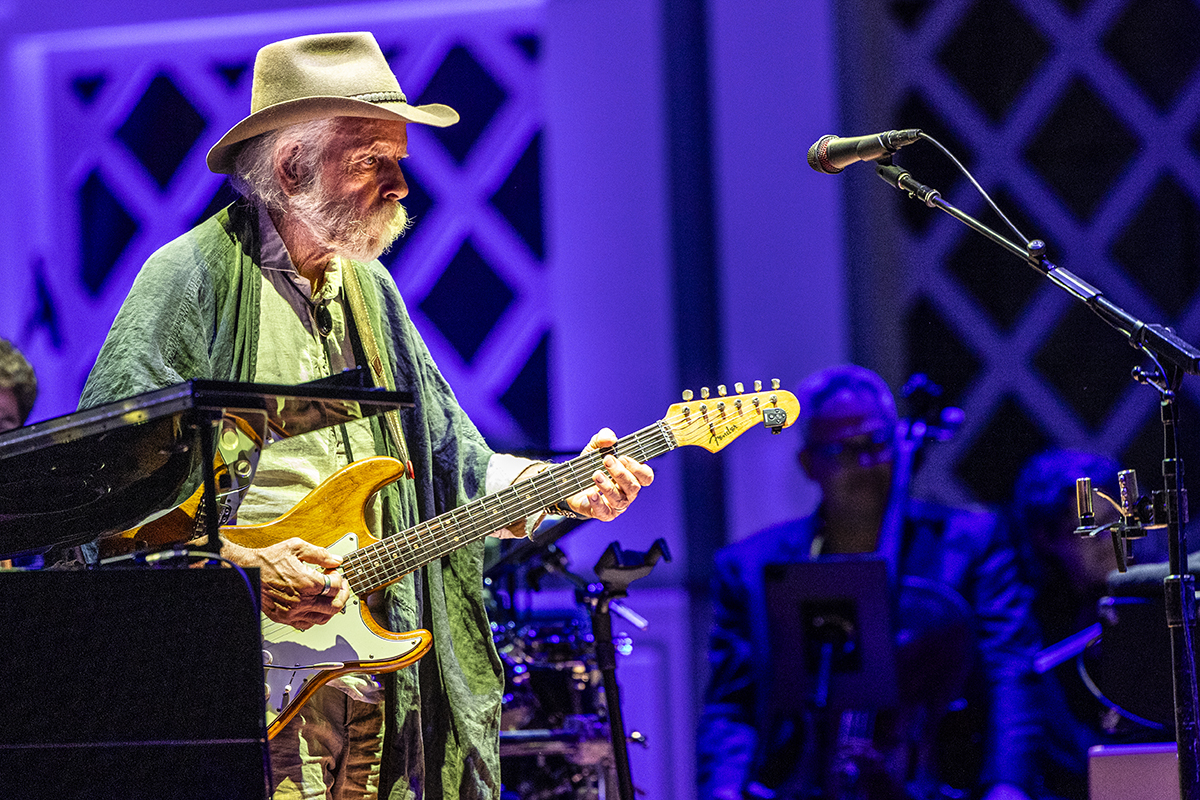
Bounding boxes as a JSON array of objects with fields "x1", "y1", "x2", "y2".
[{"x1": 363, "y1": 155, "x2": 378, "y2": 166}]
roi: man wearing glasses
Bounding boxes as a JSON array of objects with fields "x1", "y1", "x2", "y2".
[{"x1": 697, "y1": 364, "x2": 1038, "y2": 800}]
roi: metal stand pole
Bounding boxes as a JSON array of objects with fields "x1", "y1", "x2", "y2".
[
  {"x1": 1158, "y1": 374, "x2": 1200, "y2": 799},
  {"x1": 875, "y1": 154, "x2": 1200, "y2": 799},
  {"x1": 589, "y1": 539, "x2": 671, "y2": 800}
]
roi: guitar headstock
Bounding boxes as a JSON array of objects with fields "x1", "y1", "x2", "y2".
[{"x1": 664, "y1": 380, "x2": 800, "y2": 452}]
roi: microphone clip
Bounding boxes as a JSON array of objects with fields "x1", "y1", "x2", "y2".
[{"x1": 1075, "y1": 469, "x2": 1163, "y2": 572}]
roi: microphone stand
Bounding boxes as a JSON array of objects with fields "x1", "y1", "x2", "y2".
[{"x1": 874, "y1": 160, "x2": 1200, "y2": 800}]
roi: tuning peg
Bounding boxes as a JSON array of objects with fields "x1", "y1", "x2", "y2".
[
  {"x1": 734, "y1": 382, "x2": 744, "y2": 394},
  {"x1": 682, "y1": 389, "x2": 693, "y2": 401},
  {"x1": 718, "y1": 385, "x2": 727, "y2": 396},
  {"x1": 754, "y1": 380, "x2": 762, "y2": 392},
  {"x1": 701, "y1": 387, "x2": 710, "y2": 400},
  {"x1": 771, "y1": 378, "x2": 780, "y2": 390}
]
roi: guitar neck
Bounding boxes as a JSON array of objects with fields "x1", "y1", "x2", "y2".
[{"x1": 340, "y1": 421, "x2": 675, "y2": 593}]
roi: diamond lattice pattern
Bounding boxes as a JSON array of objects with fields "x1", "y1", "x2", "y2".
[
  {"x1": 847, "y1": 0, "x2": 1200, "y2": 508},
  {"x1": 14, "y1": 9, "x2": 549, "y2": 450}
]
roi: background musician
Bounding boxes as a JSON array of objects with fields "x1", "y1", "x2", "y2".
[
  {"x1": 0, "y1": 338, "x2": 37, "y2": 434},
  {"x1": 0, "y1": 338, "x2": 38, "y2": 569},
  {"x1": 1010, "y1": 449, "x2": 1138, "y2": 800},
  {"x1": 697, "y1": 364, "x2": 1039, "y2": 800}
]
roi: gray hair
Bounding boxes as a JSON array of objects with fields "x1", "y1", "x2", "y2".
[
  {"x1": 229, "y1": 117, "x2": 343, "y2": 209},
  {"x1": 0, "y1": 339, "x2": 37, "y2": 424}
]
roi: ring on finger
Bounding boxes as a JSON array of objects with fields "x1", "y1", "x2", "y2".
[{"x1": 321, "y1": 573, "x2": 333, "y2": 597}]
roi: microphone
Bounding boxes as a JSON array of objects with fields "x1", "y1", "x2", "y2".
[{"x1": 807, "y1": 129, "x2": 922, "y2": 174}]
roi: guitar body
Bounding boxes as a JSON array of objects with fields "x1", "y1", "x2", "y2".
[{"x1": 220, "y1": 457, "x2": 433, "y2": 739}]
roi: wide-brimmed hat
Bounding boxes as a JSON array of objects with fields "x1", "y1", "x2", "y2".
[{"x1": 206, "y1": 31, "x2": 459, "y2": 174}]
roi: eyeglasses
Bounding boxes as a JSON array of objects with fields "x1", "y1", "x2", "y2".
[{"x1": 807, "y1": 428, "x2": 894, "y2": 465}]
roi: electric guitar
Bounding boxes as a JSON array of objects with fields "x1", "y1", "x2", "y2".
[{"x1": 212, "y1": 383, "x2": 797, "y2": 738}]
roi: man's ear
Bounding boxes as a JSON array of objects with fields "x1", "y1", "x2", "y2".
[{"x1": 274, "y1": 142, "x2": 306, "y2": 196}]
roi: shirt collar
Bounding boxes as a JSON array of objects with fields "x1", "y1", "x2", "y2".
[{"x1": 254, "y1": 199, "x2": 342, "y2": 303}]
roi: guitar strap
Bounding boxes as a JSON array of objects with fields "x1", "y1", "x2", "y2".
[{"x1": 340, "y1": 257, "x2": 415, "y2": 480}]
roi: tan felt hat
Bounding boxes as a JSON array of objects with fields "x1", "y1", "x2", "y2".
[{"x1": 206, "y1": 31, "x2": 459, "y2": 174}]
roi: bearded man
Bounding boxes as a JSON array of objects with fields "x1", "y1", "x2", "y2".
[{"x1": 80, "y1": 31, "x2": 653, "y2": 800}]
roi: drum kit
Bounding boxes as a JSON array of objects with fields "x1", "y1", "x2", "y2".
[{"x1": 485, "y1": 520, "x2": 653, "y2": 800}]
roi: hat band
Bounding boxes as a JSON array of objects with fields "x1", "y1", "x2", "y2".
[{"x1": 348, "y1": 90, "x2": 407, "y2": 104}]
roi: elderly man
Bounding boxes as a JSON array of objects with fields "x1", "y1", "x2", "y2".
[
  {"x1": 697, "y1": 364, "x2": 1038, "y2": 800},
  {"x1": 80, "y1": 32, "x2": 653, "y2": 800}
]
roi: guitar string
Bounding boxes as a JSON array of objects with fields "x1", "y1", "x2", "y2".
[
  {"x1": 339, "y1": 423, "x2": 668, "y2": 593},
  {"x1": 259, "y1": 434, "x2": 628, "y2": 638},
  {"x1": 336, "y1": 431, "x2": 654, "y2": 593},
  {"x1": 339, "y1": 397, "x2": 787, "y2": 595},
  {"x1": 340, "y1": 399, "x2": 775, "y2": 592}
]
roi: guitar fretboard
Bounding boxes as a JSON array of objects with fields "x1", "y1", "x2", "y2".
[{"x1": 338, "y1": 421, "x2": 675, "y2": 594}]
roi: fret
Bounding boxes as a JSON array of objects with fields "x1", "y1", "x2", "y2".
[
  {"x1": 340, "y1": 424, "x2": 673, "y2": 591},
  {"x1": 326, "y1": 390, "x2": 796, "y2": 597}
]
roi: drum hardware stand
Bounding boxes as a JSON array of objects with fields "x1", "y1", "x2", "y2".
[
  {"x1": 519, "y1": 539, "x2": 653, "y2": 635},
  {"x1": 590, "y1": 539, "x2": 671, "y2": 800},
  {"x1": 493, "y1": 534, "x2": 660, "y2": 800},
  {"x1": 874, "y1": 148, "x2": 1200, "y2": 799}
]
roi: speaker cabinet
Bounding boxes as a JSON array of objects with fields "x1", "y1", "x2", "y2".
[{"x1": 0, "y1": 567, "x2": 267, "y2": 799}]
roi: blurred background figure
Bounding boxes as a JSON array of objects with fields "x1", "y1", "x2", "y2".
[
  {"x1": 0, "y1": 338, "x2": 38, "y2": 569},
  {"x1": 698, "y1": 364, "x2": 1038, "y2": 800},
  {"x1": 1010, "y1": 449, "x2": 1164, "y2": 800},
  {"x1": 0, "y1": 338, "x2": 37, "y2": 433}
]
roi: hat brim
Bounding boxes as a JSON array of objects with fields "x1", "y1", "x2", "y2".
[{"x1": 206, "y1": 96, "x2": 459, "y2": 173}]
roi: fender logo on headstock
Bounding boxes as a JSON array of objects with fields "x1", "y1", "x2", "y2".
[{"x1": 708, "y1": 421, "x2": 745, "y2": 448}]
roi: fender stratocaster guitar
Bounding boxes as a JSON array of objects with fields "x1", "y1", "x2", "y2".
[{"x1": 207, "y1": 383, "x2": 797, "y2": 738}]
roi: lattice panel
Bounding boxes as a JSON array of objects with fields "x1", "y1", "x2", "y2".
[
  {"x1": 842, "y1": 0, "x2": 1200, "y2": 509},
  {"x1": 11, "y1": 4, "x2": 550, "y2": 450}
]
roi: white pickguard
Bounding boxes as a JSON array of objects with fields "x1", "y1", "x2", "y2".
[{"x1": 261, "y1": 532, "x2": 427, "y2": 732}]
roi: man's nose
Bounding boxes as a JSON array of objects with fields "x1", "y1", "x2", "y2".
[{"x1": 383, "y1": 162, "x2": 409, "y2": 201}]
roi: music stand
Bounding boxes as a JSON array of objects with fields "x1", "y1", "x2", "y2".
[
  {"x1": 764, "y1": 557, "x2": 899, "y2": 714},
  {"x1": 0, "y1": 374, "x2": 412, "y2": 558}
]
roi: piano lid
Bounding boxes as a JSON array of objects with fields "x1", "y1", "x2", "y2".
[{"x1": 0, "y1": 374, "x2": 412, "y2": 558}]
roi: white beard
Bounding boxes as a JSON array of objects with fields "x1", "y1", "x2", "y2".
[{"x1": 288, "y1": 185, "x2": 410, "y2": 262}]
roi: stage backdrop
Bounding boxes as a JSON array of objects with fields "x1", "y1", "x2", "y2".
[
  {"x1": 9, "y1": 3, "x2": 551, "y2": 451},
  {"x1": 837, "y1": 0, "x2": 1200, "y2": 528}
]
